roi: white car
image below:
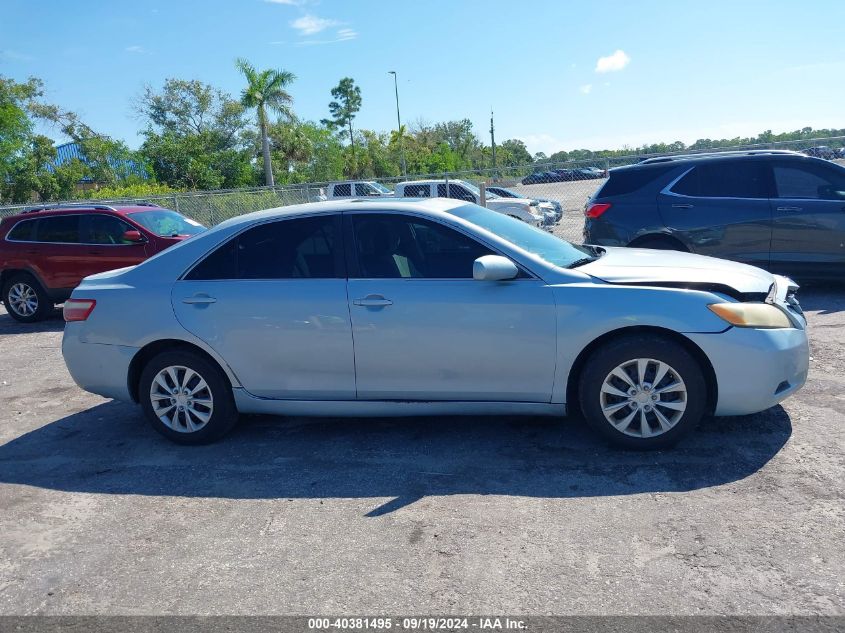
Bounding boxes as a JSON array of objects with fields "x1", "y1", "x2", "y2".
[
  {"x1": 394, "y1": 179, "x2": 546, "y2": 227},
  {"x1": 326, "y1": 181, "x2": 394, "y2": 199}
]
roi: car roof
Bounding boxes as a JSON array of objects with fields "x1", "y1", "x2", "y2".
[
  {"x1": 213, "y1": 197, "x2": 468, "y2": 230},
  {"x1": 611, "y1": 150, "x2": 824, "y2": 174},
  {"x1": 395, "y1": 179, "x2": 470, "y2": 186},
  {"x1": 3, "y1": 203, "x2": 170, "y2": 221}
]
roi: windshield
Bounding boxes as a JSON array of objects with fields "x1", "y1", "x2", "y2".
[
  {"x1": 128, "y1": 209, "x2": 206, "y2": 237},
  {"x1": 370, "y1": 182, "x2": 392, "y2": 194},
  {"x1": 453, "y1": 204, "x2": 593, "y2": 268},
  {"x1": 494, "y1": 188, "x2": 519, "y2": 198},
  {"x1": 457, "y1": 181, "x2": 481, "y2": 196}
]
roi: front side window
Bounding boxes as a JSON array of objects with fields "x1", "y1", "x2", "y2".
[
  {"x1": 35, "y1": 215, "x2": 81, "y2": 243},
  {"x1": 7, "y1": 219, "x2": 37, "y2": 242},
  {"x1": 671, "y1": 161, "x2": 769, "y2": 198},
  {"x1": 351, "y1": 214, "x2": 493, "y2": 279},
  {"x1": 82, "y1": 214, "x2": 136, "y2": 245},
  {"x1": 773, "y1": 163, "x2": 845, "y2": 200},
  {"x1": 186, "y1": 215, "x2": 340, "y2": 280},
  {"x1": 436, "y1": 184, "x2": 477, "y2": 202}
]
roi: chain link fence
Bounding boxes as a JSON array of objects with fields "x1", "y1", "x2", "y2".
[{"x1": 2, "y1": 136, "x2": 844, "y2": 245}]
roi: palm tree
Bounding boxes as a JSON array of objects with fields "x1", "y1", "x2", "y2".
[{"x1": 235, "y1": 58, "x2": 296, "y2": 187}]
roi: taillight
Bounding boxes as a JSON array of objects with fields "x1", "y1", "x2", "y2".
[
  {"x1": 585, "y1": 202, "x2": 612, "y2": 218},
  {"x1": 63, "y1": 299, "x2": 96, "y2": 322}
]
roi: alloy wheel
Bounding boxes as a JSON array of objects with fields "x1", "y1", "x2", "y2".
[
  {"x1": 599, "y1": 358, "x2": 687, "y2": 438},
  {"x1": 7, "y1": 282, "x2": 38, "y2": 317},
  {"x1": 149, "y1": 365, "x2": 214, "y2": 433}
]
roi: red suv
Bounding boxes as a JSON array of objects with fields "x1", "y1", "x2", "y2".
[{"x1": 0, "y1": 203, "x2": 205, "y2": 322}]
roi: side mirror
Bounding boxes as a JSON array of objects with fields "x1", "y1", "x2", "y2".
[
  {"x1": 473, "y1": 255, "x2": 519, "y2": 281},
  {"x1": 122, "y1": 230, "x2": 145, "y2": 243}
]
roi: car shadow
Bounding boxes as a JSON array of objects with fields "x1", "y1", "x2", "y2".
[
  {"x1": 0, "y1": 307, "x2": 64, "y2": 334},
  {"x1": 0, "y1": 401, "x2": 792, "y2": 516}
]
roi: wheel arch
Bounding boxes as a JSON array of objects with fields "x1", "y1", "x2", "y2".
[
  {"x1": 0, "y1": 267, "x2": 49, "y2": 295},
  {"x1": 627, "y1": 233, "x2": 690, "y2": 252},
  {"x1": 127, "y1": 339, "x2": 235, "y2": 403},
  {"x1": 565, "y1": 325, "x2": 718, "y2": 417}
]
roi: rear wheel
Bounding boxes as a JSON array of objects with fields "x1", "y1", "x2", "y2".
[
  {"x1": 139, "y1": 349, "x2": 238, "y2": 445},
  {"x1": 2, "y1": 273, "x2": 52, "y2": 323},
  {"x1": 578, "y1": 335, "x2": 707, "y2": 450}
]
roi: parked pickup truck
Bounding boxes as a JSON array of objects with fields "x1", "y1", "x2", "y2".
[
  {"x1": 393, "y1": 179, "x2": 548, "y2": 227},
  {"x1": 325, "y1": 181, "x2": 394, "y2": 199}
]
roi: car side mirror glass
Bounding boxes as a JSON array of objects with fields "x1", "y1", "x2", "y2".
[
  {"x1": 122, "y1": 230, "x2": 145, "y2": 243},
  {"x1": 473, "y1": 255, "x2": 519, "y2": 281},
  {"x1": 818, "y1": 185, "x2": 845, "y2": 200}
]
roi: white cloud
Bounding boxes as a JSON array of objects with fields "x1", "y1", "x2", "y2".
[
  {"x1": 296, "y1": 29, "x2": 358, "y2": 46},
  {"x1": 290, "y1": 14, "x2": 338, "y2": 35},
  {"x1": 125, "y1": 45, "x2": 146, "y2": 54},
  {"x1": 579, "y1": 84, "x2": 592, "y2": 95},
  {"x1": 595, "y1": 49, "x2": 630, "y2": 73}
]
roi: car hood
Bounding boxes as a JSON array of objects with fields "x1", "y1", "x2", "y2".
[
  {"x1": 487, "y1": 198, "x2": 533, "y2": 208},
  {"x1": 579, "y1": 247, "x2": 775, "y2": 296}
]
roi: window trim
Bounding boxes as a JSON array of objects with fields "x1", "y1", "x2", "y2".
[
  {"x1": 342, "y1": 210, "x2": 539, "y2": 281},
  {"x1": 179, "y1": 212, "x2": 346, "y2": 282},
  {"x1": 4, "y1": 212, "x2": 149, "y2": 247}
]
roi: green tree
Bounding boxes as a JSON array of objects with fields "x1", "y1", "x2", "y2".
[
  {"x1": 235, "y1": 58, "x2": 296, "y2": 187},
  {"x1": 0, "y1": 75, "x2": 42, "y2": 187},
  {"x1": 138, "y1": 78, "x2": 254, "y2": 189},
  {"x1": 321, "y1": 77, "x2": 362, "y2": 176}
]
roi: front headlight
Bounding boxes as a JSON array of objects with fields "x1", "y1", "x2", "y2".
[{"x1": 707, "y1": 303, "x2": 792, "y2": 329}]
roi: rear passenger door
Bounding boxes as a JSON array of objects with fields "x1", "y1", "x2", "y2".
[
  {"x1": 657, "y1": 160, "x2": 773, "y2": 268},
  {"x1": 769, "y1": 160, "x2": 845, "y2": 278},
  {"x1": 30, "y1": 215, "x2": 89, "y2": 291},
  {"x1": 172, "y1": 214, "x2": 355, "y2": 400}
]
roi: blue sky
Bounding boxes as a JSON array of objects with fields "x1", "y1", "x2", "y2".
[{"x1": 1, "y1": 0, "x2": 843, "y2": 155}]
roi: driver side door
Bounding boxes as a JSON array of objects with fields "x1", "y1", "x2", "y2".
[
  {"x1": 345, "y1": 212, "x2": 557, "y2": 402},
  {"x1": 769, "y1": 160, "x2": 845, "y2": 278}
]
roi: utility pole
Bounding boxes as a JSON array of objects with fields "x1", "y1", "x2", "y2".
[
  {"x1": 490, "y1": 108, "x2": 497, "y2": 179},
  {"x1": 388, "y1": 71, "x2": 407, "y2": 177}
]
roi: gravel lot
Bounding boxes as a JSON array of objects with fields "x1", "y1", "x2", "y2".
[{"x1": 0, "y1": 288, "x2": 843, "y2": 616}]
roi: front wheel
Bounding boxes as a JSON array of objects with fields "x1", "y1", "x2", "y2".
[
  {"x1": 139, "y1": 350, "x2": 238, "y2": 445},
  {"x1": 578, "y1": 335, "x2": 707, "y2": 450}
]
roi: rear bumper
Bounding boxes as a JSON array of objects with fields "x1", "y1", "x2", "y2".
[
  {"x1": 62, "y1": 327, "x2": 136, "y2": 402},
  {"x1": 685, "y1": 326, "x2": 809, "y2": 416}
]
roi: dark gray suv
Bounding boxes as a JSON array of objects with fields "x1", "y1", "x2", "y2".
[{"x1": 583, "y1": 150, "x2": 845, "y2": 279}]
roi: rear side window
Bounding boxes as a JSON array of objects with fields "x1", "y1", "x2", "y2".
[
  {"x1": 333, "y1": 183, "x2": 352, "y2": 197},
  {"x1": 186, "y1": 215, "x2": 341, "y2": 280},
  {"x1": 671, "y1": 161, "x2": 769, "y2": 198},
  {"x1": 7, "y1": 219, "x2": 37, "y2": 241},
  {"x1": 598, "y1": 165, "x2": 675, "y2": 197},
  {"x1": 402, "y1": 184, "x2": 430, "y2": 197},
  {"x1": 35, "y1": 215, "x2": 82, "y2": 243}
]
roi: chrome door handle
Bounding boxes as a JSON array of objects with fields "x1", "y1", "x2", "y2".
[
  {"x1": 353, "y1": 295, "x2": 393, "y2": 307},
  {"x1": 671, "y1": 203, "x2": 694, "y2": 209},
  {"x1": 182, "y1": 295, "x2": 217, "y2": 305},
  {"x1": 776, "y1": 206, "x2": 802, "y2": 213}
]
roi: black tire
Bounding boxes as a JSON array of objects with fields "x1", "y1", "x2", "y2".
[
  {"x1": 139, "y1": 349, "x2": 238, "y2": 445},
  {"x1": 578, "y1": 335, "x2": 707, "y2": 450},
  {"x1": 629, "y1": 236, "x2": 689, "y2": 252},
  {"x1": 2, "y1": 272, "x2": 52, "y2": 323}
]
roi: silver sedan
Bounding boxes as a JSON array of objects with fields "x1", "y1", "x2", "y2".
[{"x1": 62, "y1": 199, "x2": 809, "y2": 449}]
